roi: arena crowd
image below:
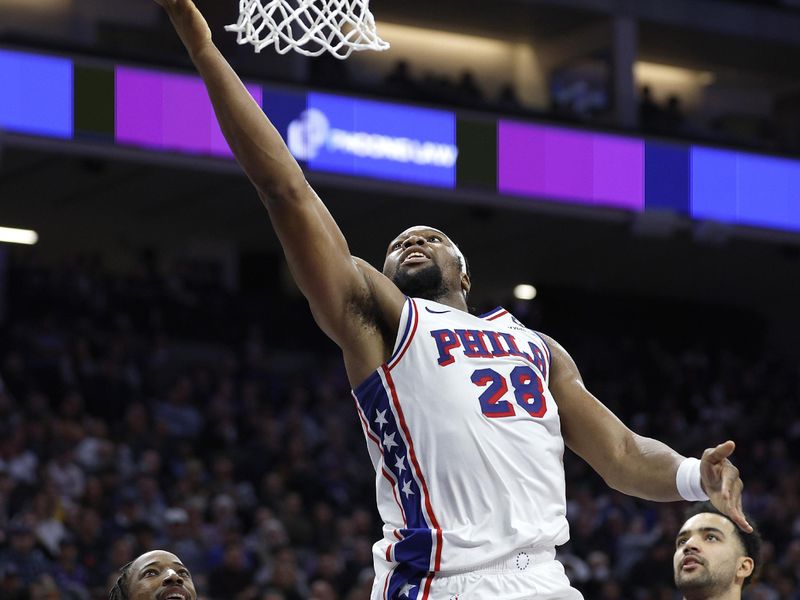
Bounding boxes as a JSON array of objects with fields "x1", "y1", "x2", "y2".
[{"x1": 0, "y1": 254, "x2": 798, "y2": 599}]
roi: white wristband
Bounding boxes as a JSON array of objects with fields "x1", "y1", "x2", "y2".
[{"x1": 676, "y1": 457, "x2": 709, "y2": 501}]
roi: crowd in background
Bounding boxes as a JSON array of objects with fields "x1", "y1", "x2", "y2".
[
  {"x1": 0, "y1": 254, "x2": 799, "y2": 600},
  {"x1": 302, "y1": 59, "x2": 800, "y2": 159}
]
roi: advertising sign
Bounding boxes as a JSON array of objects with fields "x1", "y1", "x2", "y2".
[{"x1": 286, "y1": 93, "x2": 458, "y2": 188}]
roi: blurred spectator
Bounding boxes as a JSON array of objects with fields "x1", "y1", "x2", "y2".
[
  {"x1": 639, "y1": 85, "x2": 662, "y2": 131},
  {"x1": 29, "y1": 574, "x2": 61, "y2": 600},
  {"x1": 207, "y1": 541, "x2": 256, "y2": 600},
  {"x1": 496, "y1": 83, "x2": 523, "y2": 112},
  {"x1": 455, "y1": 70, "x2": 485, "y2": 107},
  {"x1": 383, "y1": 60, "x2": 417, "y2": 99},
  {"x1": 52, "y1": 537, "x2": 90, "y2": 599},
  {"x1": 163, "y1": 507, "x2": 205, "y2": 578},
  {"x1": 662, "y1": 95, "x2": 686, "y2": 133},
  {"x1": 0, "y1": 521, "x2": 53, "y2": 585},
  {"x1": 46, "y1": 443, "x2": 85, "y2": 504},
  {"x1": 264, "y1": 546, "x2": 306, "y2": 600},
  {"x1": 1, "y1": 562, "x2": 28, "y2": 600}
]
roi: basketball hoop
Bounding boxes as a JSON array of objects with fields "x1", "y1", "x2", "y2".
[{"x1": 225, "y1": 0, "x2": 390, "y2": 60}]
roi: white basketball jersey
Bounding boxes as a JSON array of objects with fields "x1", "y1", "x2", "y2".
[{"x1": 352, "y1": 297, "x2": 569, "y2": 600}]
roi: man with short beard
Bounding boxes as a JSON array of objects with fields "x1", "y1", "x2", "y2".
[
  {"x1": 109, "y1": 550, "x2": 196, "y2": 600},
  {"x1": 153, "y1": 1, "x2": 751, "y2": 598},
  {"x1": 674, "y1": 502, "x2": 761, "y2": 600}
]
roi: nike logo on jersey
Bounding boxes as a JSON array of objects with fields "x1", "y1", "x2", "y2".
[{"x1": 425, "y1": 307, "x2": 451, "y2": 314}]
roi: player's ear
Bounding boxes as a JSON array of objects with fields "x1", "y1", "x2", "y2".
[
  {"x1": 737, "y1": 557, "x2": 754, "y2": 581},
  {"x1": 461, "y1": 273, "x2": 471, "y2": 296}
]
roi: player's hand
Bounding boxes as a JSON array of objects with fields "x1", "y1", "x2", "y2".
[
  {"x1": 700, "y1": 440, "x2": 752, "y2": 532},
  {"x1": 152, "y1": 0, "x2": 212, "y2": 58}
]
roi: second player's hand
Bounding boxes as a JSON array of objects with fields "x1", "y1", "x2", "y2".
[{"x1": 700, "y1": 440, "x2": 752, "y2": 532}]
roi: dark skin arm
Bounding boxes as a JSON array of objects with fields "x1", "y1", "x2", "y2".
[
  {"x1": 153, "y1": 0, "x2": 406, "y2": 386},
  {"x1": 542, "y1": 333, "x2": 751, "y2": 532}
]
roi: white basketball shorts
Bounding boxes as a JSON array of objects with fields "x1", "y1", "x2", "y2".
[{"x1": 372, "y1": 548, "x2": 584, "y2": 600}]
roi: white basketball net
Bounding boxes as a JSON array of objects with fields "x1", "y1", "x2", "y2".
[{"x1": 225, "y1": 0, "x2": 390, "y2": 60}]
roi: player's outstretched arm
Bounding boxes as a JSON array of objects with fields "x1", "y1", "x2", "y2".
[
  {"x1": 542, "y1": 334, "x2": 752, "y2": 532},
  {"x1": 152, "y1": 0, "x2": 403, "y2": 357},
  {"x1": 153, "y1": 0, "x2": 293, "y2": 195}
]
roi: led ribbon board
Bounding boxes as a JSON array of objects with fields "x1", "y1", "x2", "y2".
[
  {"x1": 5, "y1": 46, "x2": 800, "y2": 234},
  {"x1": 287, "y1": 93, "x2": 458, "y2": 188}
]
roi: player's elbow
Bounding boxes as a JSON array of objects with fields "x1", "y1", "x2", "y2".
[
  {"x1": 308, "y1": 303, "x2": 341, "y2": 339},
  {"x1": 256, "y1": 175, "x2": 309, "y2": 206}
]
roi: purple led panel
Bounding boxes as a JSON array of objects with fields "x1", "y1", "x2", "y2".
[
  {"x1": 498, "y1": 121, "x2": 644, "y2": 211},
  {"x1": 115, "y1": 67, "x2": 262, "y2": 157}
]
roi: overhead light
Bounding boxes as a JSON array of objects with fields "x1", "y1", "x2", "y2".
[
  {"x1": 514, "y1": 284, "x2": 537, "y2": 300},
  {"x1": 0, "y1": 226, "x2": 39, "y2": 245},
  {"x1": 634, "y1": 61, "x2": 716, "y2": 86}
]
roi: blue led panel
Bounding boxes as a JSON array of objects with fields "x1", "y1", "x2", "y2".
[
  {"x1": 285, "y1": 93, "x2": 457, "y2": 188},
  {"x1": 691, "y1": 147, "x2": 800, "y2": 232},
  {"x1": 690, "y1": 147, "x2": 739, "y2": 224},
  {"x1": 644, "y1": 142, "x2": 690, "y2": 214},
  {"x1": 0, "y1": 49, "x2": 73, "y2": 138},
  {"x1": 736, "y1": 153, "x2": 800, "y2": 231}
]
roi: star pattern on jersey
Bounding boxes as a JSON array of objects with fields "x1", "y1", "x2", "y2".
[
  {"x1": 369, "y1": 402, "x2": 417, "y2": 508},
  {"x1": 401, "y1": 479, "x2": 415, "y2": 498},
  {"x1": 383, "y1": 431, "x2": 398, "y2": 452},
  {"x1": 394, "y1": 453, "x2": 406, "y2": 474},
  {"x1": 400, "y1": 582, "x2": 417, "y2": 598}
]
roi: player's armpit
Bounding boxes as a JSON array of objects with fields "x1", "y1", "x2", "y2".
[
  {"x1": 265, "y1": 190, "x2": 405, "y2": 352},
  {"x1": 334, "y1": 259, "x2": 409, "y2": 385}
]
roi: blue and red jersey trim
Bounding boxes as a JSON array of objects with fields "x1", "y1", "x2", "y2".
[
  {"x1": 352, "y1": 300, "x2": 441, "y2": 598},
  {"x1": 388, "y1": 298, "x2": 419, "y2": 370},
  {"x1": 480, "y1": 306, "x2": 508, "y2": 321}
]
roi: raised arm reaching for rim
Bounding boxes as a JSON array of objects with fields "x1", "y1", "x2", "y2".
[{"x1": 152, "y1": 0, "x2": 408, "y2": 385}]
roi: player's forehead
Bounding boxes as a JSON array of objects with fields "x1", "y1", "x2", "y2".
[
  {"x1": 678, "y1": 513, "x2": 735, "y2": 538},
  {"x1": 388, "y1": 226, "x2": 451, "y2": 247},
  {"x1": 131, "y1": 550, "x2": 184, "y2": 571}
]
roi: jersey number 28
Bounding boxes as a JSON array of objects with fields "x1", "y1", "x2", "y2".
[{"x1": 471, "y1": 366, "x2": 547, "y2": 418}]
